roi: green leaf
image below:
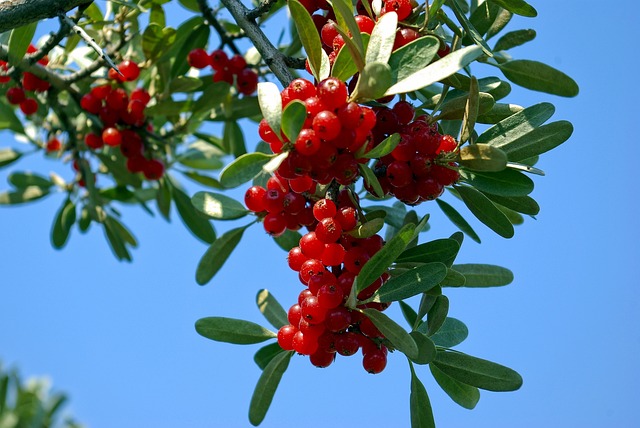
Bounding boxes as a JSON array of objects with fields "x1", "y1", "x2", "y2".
[
  {"x1": 362, "y1": 203, "x2": 406, "y2": 229},
  {"x1": 156, "y1": 177, "x2": 172, "y2": 220},
  {"x1": 254, "y1": 343, "x2": 285, "y2": 370},
  {"x1": 498, "y1": 60, "x2": 579, "y2": 97},
  {"x1": 170, "y1": 22, "x2": 210, "y2": 78},
  {"x1": 181, "y1": 171, "x2": 224, "y2": 189},
  {"x1": 388, "y1": 36, "x2": 439, "y2": 83},
  {"x1": 455, "y1": 185, "x2": 514, "y2": 238},
  {"x1": 256, "y1": 289, "x2": 289, "y2": 330},
  {"x1": 51, "y1": 199, "x2": 76, "y2": 249},
  {"x1": 0, "y1": 186, "x2": 49, "y2": 205},
  {"x1": 426, "y1": 294, "x2": 448, "y2": 336},
  {"x1": 332, "y1": 0, "x2": 365, "y2": 64},
  {"x1": 142, "y1": 24, "x2": 177, "y2": 62},
  {"x1": 191, "y1": 191, "x2": 248, "y2": 220},
  {"x1": 495, "y1": 121, "x2": 574, "y2": 161},
  {"x1": 0, "y1": 148, "x2": 22, "y2": 168},
  {"x1": 362, "y1": 308, "x2": 418, "y2": 359},
  {"x1": 460, "y1": 77, "x2": 479, "y2": 144},
  {"x1": 483, "y1": 193, "x2": 539, "y2": 215},
  {"x1": 8, "y1": 22, "x2": 37, "y2": 65},
  {"x1": 358, "y1": 164, "x2": 385, "y2": 198},
  {"x1": 332, "y1": 45, "x2": 360, "y2": 82},
  {"x1": 476, "y1": 102, "x2": 555, "y2": 147},
  {"x1": 178, "y1": 0, "x2": 201, "y2": 12},
  {"x1": 169, "y1": 76, "x2": 203, "y2": 93},
  {"x1": 409, "y1": 331, "x2": 437, "y2": 365},
  {"x1": 435, "y1": 199, "x2": 481, "y2": 243},
  {"x1": 219, "y1": 152, "x2": 274, "y2": 188},
  {"x1": 257, "y1": 82, "x2": 282, "y2": 137},
  {"x1": 430, "y1": 317, "x2": 468, "y2": 347},
  {"x1": 274, "y1": 229, "x2": 303, "y2": 251},
  {"x1": 249, "y1": 351, "x2": 293, "y2": 426},
  {"x1": 493, "y1": 29, "x2": 536, "y2": 51},
  {"x1": 375, "y1": 263, "x2": 448, "y2": 302},
  {"x1": 196, "y1": 225, "x2": 248, "y2": 285},
  {"x1": 195, "y1": 317, "x2": 276, "y2": 344},
  {"x1": 178, "y1": 141, "x2": 225, "y2": 171},
  {"x1": 171, "y1": 185, "x2": 216, "y2": 243},
  {"x1": 365, "y1": 11, "x2": 397, "y2": 65},
  {"x1": 451, "y1": 263, "x2": 513, "y2": 287},
  {"x1": 0, "y1": 100, "x2": 25, "y2": 134},
  {"x1": 430, "y1": 364, "x2": 480, "y2": 410},
  {"x1": 449, "y1": 0, "x2": 492, "y2": 56},
  {"x1": 396, "y1": 238, "x2": 461, "y2": 267},
  {"x1": 409, "y1": 363, "x2": 436, "y2": 428},
  {"x1": 459, "y1": 169, "x2": 533, "y2": 196},
  {"x1": 362, "y1": 133, "x2": 400, "y2": 159},
  {"x1": 433, "y1": 350, "x2": 523, "y2": 391},
  {"x1": 356, "y1": 224, "x2": 415, "y2": 295},
  {"x1": 223, "y1": 121, "x2": 246, "y2": 158},
  {"x1": 386, "y1": 45, "x2": 483, "y2": 96},
  {"x1": 103, "y1": 217, "x2": 132, "y2": 262},
  {"x1": 347, "y1": 217, "x2": 385, "y2": 239},
  {"x1": 441, "y1": 268, "x2": 466, "y2": 286},
  {"x1": 8, "y1": 172, "x2": 53, "y2": 189},
  {"x1": 289, "y1": 0, "x2": 325, "y2": 81},
  {"x1": 436, "y1": 92, "x2": 495, "y2": 121},
  {"x1": 458, "y1": 144, "x2": 507, "y2": 172},
  {"x1": 488, "y1": 0, "x2": 537, "y2": 17},
  {"x1": 399, "y1": 300, "x2": 418, "y2": 328},
  {"x1": 353, "y1": 61, "x2": 393, "y2": 101},
  {"x1": 477, "y1": 103, "x2": 523, "y2": 124},
  {"x1": 281, "y1": 100, "x2": 307, "y2": 142}
]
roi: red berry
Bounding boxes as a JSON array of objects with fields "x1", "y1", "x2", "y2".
[
  {"x1": 6, "y1": 87, "x2": 25, "y2": 105},
  {"x1": 362, "y1": 347, "x2": 387, "y2": 373},
  {"x1": 315, "y1": 217, "x2": 343, "y2": 243},
  {"x1": 120, "y1": 130, "x2": 144, "y2": 157},
  {"x1": 19, "y1": 98, "x2": 38, "y2": 115},
  {"x1": 131, "y1": 88, "x2": 151, "y2": 105},
  {"x1": 126, "y1": 155, "x2": 147, "y2": 173},
  {"x1": 84, "y1": 133, "x2": 104, "y2": 149},
  {"x1": 188, "y1": 48, "x2": 210, "y2": 69},
  {"x1": 46, "y1": 138, "x2": 62, "y2": 152},
  {"x1": 313, "y1": 199, "x2": 337, "y2": 221},
  {"x1": 102, "y1": 127, "x2": 122, "y2": 147},
  {"x1": 354, "y1": 15, "x2": 375, "y2": 34},
  {"x1": 299, "y1": 258, "x2": 326, "y2": 284},
  {"x1": 312, "y1": 110, "x2": 342, "y2": 140},
  {"x1": 292, "y1": 330, "x2": 318, "y2": 355},
  {"x1": 288, "y1": 304, "x2": 302, "y2": 326},
  {"x1": 119, "y1": 60, "x2": 140, "y2": 81},
  {"x1": 244, "y1": 185, "x2": 267, "y2": 212},
  {"x1": 321, "y1": 22, "x2": 339, "y2": 47},
  {"x1": 142, "y1": 158, "x2": 165, "y2": 180},
  {"x1": 295, "y1": 128, "x2": 321, "y2": 155},
  {"x1": 289, "y1": 78, "x2": 317, "y2": 101},
  {"x1": 287, "y1": 247, "x2": 308, "y2": 271},
  {"x1": 392, "y1": 101, "x2": 415, "y2": 125},
  {"x1": 310, "y1": 350, "x2": 335, "y2": 368},
  {"x1": 335, "y1": 332, "x2": 361, "y2": 356},
  {"x1": 80, "y1": 93, "x2": 102, "y2": 114},
  {"x1": 106, "y1": 88, "x2": 128, "y2": 111},
  {"x1": 209, "y1": 49, "x2": 229, "y2": 71},
  {"x1": 343, "y1": 247, "x2": 370, "y2": 274},
  {"x1": 300, "y1": 232, "x2": 326, "y2": 259},
  {"x1": 317, "y1": 77, "x2": 348, "y2": 110},
  {"x1": 393, "y1": 28, "x2": 420, "y2": 50},
  {"x1": 91, "y1": 85, "x2": 112, "y2": 100},
  {"x1": 236, "y1": 68, "x2": 258, "y2": 95},
  {"x1": 301, "y1": 295, "x2": 328, "y2": 324},
  {"x1": 263, "y1": 212, "x2": 287, "y2": 236},
  {"x1": 324, "y1": 307, "x2": 352, "y2": 332},
  {"x1": 317, "y1": 283, "x2": 344, "y2": 309},
  {"x1": 277, "y1": 325, "x2": 297, "y2": 351},
  {"x1": 383, "y1": 0, "x2": 413, "y2": 21}
]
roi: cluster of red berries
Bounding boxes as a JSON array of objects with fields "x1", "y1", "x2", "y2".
[
  {"x1": 277, "y1": 197, "x2": 391, "y2": 373},
  {"x1": 1, "y1": 45, "x2": 50, "y2": 115},
  {"x1": 370, "y1": 101, "x2": 460, "y2": 204},
  {"x1": 244, "y1": 175, "x2": 316, "y2": 237},
  {"x1": 187, "y1": 48, "x2": 258, "y2": 95},
  {"x1": 259, "y1": 77, "x2": 376, "y2": 186},
  {"x1": 79, "y1": 60, "x2": 164, "y2": 180}
]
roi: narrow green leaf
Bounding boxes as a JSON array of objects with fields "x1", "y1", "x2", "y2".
[
  {"x1": 359, "y1": 164, "x2": 385, "y2": 198},
  {"x1": 362, "y1": 308, "x2": 418, "y2": 359},
  {"x1": 396, "y1": 238, "x2": 461, "y2": 267},
  {"x1": 388, "y1": 36, "x2": 439, "y2": 83},
  {"x1": 171, "y1": 185, "x2": 216, "y2": 243},
  {"x1": 0, "y1": 148, "x2": 22, "y2": 168},
  {"x1": 429, "y1": 317, "x2": 468, "y2": 347},
  {"x1": 477, "y1": 103, "x2": 523, "y2": 124},
  {"x1": 430, "y1": 364, "x2": 480, "y2": 410},
  {"x1": 488, "y1": 0, "x2": 537, "y2": 17},
  {"x1": 435, "y1": 199, "x2": 481, "y2": 243},
  {"x1": 459, "y1": 169, "x2": 534, "y2": 196},
  {"x1": 196, "y1": 225, "x2": 248, "y2": 285},
  {"x1": 386, "y1": 45, "x2": 483, "y2": 96},
  {"x1": 195, "y1": 317, "x2": 276, "y2": 344},
  {"x1": 256, "y1": 289, "x2": 288, "y2": 329},
  {"x1": 51, "y1": 199, "x2": 76, "y2": 249},
  {"x1": 455, "y1": 185, "x2": 514, "y2": 238},
  {"x1": 459, "y1": 144, "x2": 508, "y2": 172},
  {"x1": 0, "y1": 186, "x2": 48, "y2": 205},
  {"x1": 156, "y1": 177, "x2": 172, "y2": 220},
  {"x1": 289, "y1": 0, "x2": 324, "y2": 81},
  {"x1": 249, "y1": 351, "x2": 293, "y2": 426},
  {"x1": 8, "y1": 23, "x2": 37, "y2": 65},
  {"x1": 365, "y1": 11, "x2": 397, "y2": 65},
  {"x1": 219, "y1": 152, "x2": 274, "y2": 188},
  {"x1": 409, "y1": 363, "x2": 436, "y2": 428},
  {"x1": 356, "y1": 224, "x2": 415, "y2": 294},
  {"x1": 178, "y1": 142, "x2": 225, "y2": 171},
  {"x1": 433, "y1": 350, "x2": 523, "y2": 391},
  {"x1": 224, "y1": 121, "x2": 246, "y2": 158},
  {"x1": 449, "y1": 1, "x2": 492, "y2": 56},
  {"x1": 332, "y1": 0, "x2": 365, "y2": 63},
  {"x1": 485, "y1": 8, "x2": 513, "y2": 40},
  {"x1": 498, "y1": 60, "x2": 579, "y2": 97},
  {"x1": 493, "y1": 29, "x2": 536, "y2": 51},
  {"x1": 347, "y1": 217, "x2": 385, "y2": 239},
  {"x1": 483, "y1": 193, "x2": 539, "y2": 215},
  {"x1": 332, "y1": 44, "x2": 360, "y2": 82},
  {"x1": 0, "y1": 99, "x2": 25, "y2": 134},
  {"x1": 191, "y1": 191, "x2": 248, "y2": 220},
  {"x1": 409, "y1": 331, "x2": 437, "y2": 365},
  {"x1": 476, "y1": 102, "x2": 555, "y2": 146},
  {"x1": 281, "y1": 100, "x2": 307, "y2": 142},
  {"x1": 426, "y1": 295, "x2": 449, "y2": 335},
  {"x1": 436, "y1": 92, "x2": 495, "y2": 121},
  {"x1": 452, "y1": 263, "x2": 513, "y2": 287},
  {"x1": 182, "y1": 171, "x2": 224, "y2": 189},
  {"x1": 363, "y1": 133, "x2": 400, "y2": 159},
  {"x1": 460, "y1": 76, "x2": 479, "y2": 144},
  {"x1": 440, "y1": 268, "x2": 466, "y2": 287},
  {"x1": 375, "y1": 263, "x2": 448, "y2": 302},
  {"x1": 353, "y1": 61, "x2": 393, "y2": 101},
  {"x1": 399, "y1": 300, "x2": 418, "y2": 328},
  {"x1": 103, "y1": 217, "x2": 132, "y2": 262},
  {"x1": 257, "y1": 82, "x2": 282, "y2": 136},
  {"x1": 496, "y1": 121, "x2": 574, "y2": 161},
  {"x1": 254, "y1": 343, "x2": 285, "y2": 370},
  {"x1": 8, "y1": 172, "x2": 53, "y2": 189},
  {"x1": 178, "y1": 0, "x2": 201, "y2": 11},
  {"x1": 274, "y1": 229, "x2": 303, "y2": 251},
  {"x1": 362, "y1": 203, "x2": 406, "y2": 229},
  {"x1": 170, "y1": 22, "x2": 210, "y2": 78}
]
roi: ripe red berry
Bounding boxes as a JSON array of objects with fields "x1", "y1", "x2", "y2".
[
  {"x1": 312, "y1": 110, "x2": 342, "y2": 140},
  {"x1": 188, "y1": 48, "x2": 210, "y2": 69},
  {"x1": 294, "y1": 128, "x2": 321, "y2": 155},
  {"x1": 354, "y1": 15, "x2": 376, "y2": 34},
  {"x1": 313, "y1": 199, "x2": 337, "y2": 221},
  {"x1": 209, "y1": 49, "x2": 229, "y2": 71},
  {"x1": 228, "y1": 54, "x2": 248, "y2": 74},
  {"x1": 321, "y1": 22, "x2": 339, "y2": 47},
  {"x1": 277, "y1": 325, "x2": 297, "y2": 351},
  {"x1": 292, "y1": 330, "x2": 318, "y2": 355},
  {"x1": 46, "y1": 138, "x2": 62, "y2": 152},
  {"x1": 119, "y1": 60, "x2": 140, "y2": 81},
  {"x1": 309, "y1": 350, "x2": 335, "y2": 368},
  {"x1": 131, "y1": 88, "x2": 151, "y2": 105},
  {"x1": 287, "y1": 247, "x2": 308, "y2": 271},
  {"x1": 300, "y1": 232, "x2": 326, "y2": 259},
  {"x1": 301, "y1": 295, "x2": 328, "y2": 324},
  {"x1": 317, "y1": 77, "x2": 348, "y2": 110},
  {"x1": 244, "y1": 185, "x2": 267, "y2": 212},
  {"x1": 393, "y1": 28, "x2": 420, "y2": 50},
  {"x1": 80, "y1": 93, "x2": 102, "y2": 114},
  {"x1": 383, "y1": 0, "x2": 413, "y2": 21},
  {"x1": 362, "y1": 347, "x2": 387, "y2": 373},
  {"x1": 325, "y1": 306, "x2": 352, "y2": 332},
  {"x1": 102, "y1": 127, "x2": 122, "y2": 147},
  {"x1": 335, "y1": 331, "x2": 361, "y2": 356},
  {"x1": 236, "y1": 68, "x2": 258, "y2": 95},
  {"x1": 315, "y1": 217, "x2": 343, "y2": 243},
  {"x1": 19, "y1": 98, "x2": 38, "y2": 115},
  {"x1": 126, "y1": 155, "x2": 147, "y2": 173},
  {"x1": 91, "y1": 85, "x2": 112, "y2": 100},
  {"x1": 84, "y1": 133, "x2": 104, "y2": 149},
  {"x1": 263, "y1": 212, "x2": 287, "y2": 236},
  {"x1": 6, "y1": 87, "x2": 25, "y2": 105},
  {"x1": 106, "y1": 88, "x2": 128, "y2": 111}
]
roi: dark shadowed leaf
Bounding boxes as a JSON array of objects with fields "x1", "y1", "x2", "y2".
[
  {"x1": 289, "y1": 0, "x2": 325, "y2": 81},
  {"x1": 196, "y1": 225, "x2": 248, "y2": 285},
  {"x1": 399, "y1": 301, "x2": 418, "y2": 328},
  {"x1": 254, "y1": 343, "x2": 285, "y2": 370},
  {"x1": 426, "y1": 295, "x2": 449, "y2": 336},
  {"x1": 409, "y1": 331, "x2": 437, "y2": 365},
  {"x1": 171, "y1": 186, "x2": 216, "y2": 243},
  {"x1": 493, "y1": 29, "x2": 536, "y2": 51},
  {"x1": 396, "y1": 238, "x2": 461, "y2": 267},
  {"x1": 433, "y1": 350, "x2": 523, "y2": 391},
  {"x1": 363, "y1": 308, "x2": 418, "y2": 359},
  {"x1": 274, "y1": 229, "x2": 302, "y2": 251},
  {"x1": 459, "y1": 169, "x2": 533, "y2": 196},
  {"x1": 430, "y1": 317, "x2": 468, "y2": 347},
  {"x1": 359, "y1": 164, "x2": 385, "y2": 198},
  {"x1": 410, "y1": 363, "x2": 436, "y2": 428},
  {"x1": 51, "y1": 199, "x2": 76, "y2": 249},
  {"x1": 223, "y1": 121, "x2": 246, "y2": 158},
  {"x1": 347, "y1": 217, "x2": 385, "y2": 239},
  {"x1": 483, "y1": 193, "x2": 539, "y2": 215},
  {"x1": 455, "y1": 185, "x2": 514, "y2": 238},
  {"x1": 488, "y1": 0, "x2": 537, "y2": 17},
  {"x1": 256, "y1": 289, "x2": 288, "y2": 329},
  {"x1": 249, "y1": 351, "x2": 293, "y2": 426},
  {"x1": 195, "y1": 317, "x2": 276, "y2": 344},
  {"x1": 430, "y1": 364, "x2": 480, "y2": 409},
  {"x1": 435, "y1": 199, "x2": 481, "y2": 243}
]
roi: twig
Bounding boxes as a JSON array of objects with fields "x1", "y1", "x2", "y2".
[
  {"x1": 62, "y1": 34, "x2": 130, "y2": 84},
  {"x1": 197, "y1": 3, "x2": 242, "y2": 55},
  {"x1": 246, "y1": 0, "x2": 280, "y2": 21}
]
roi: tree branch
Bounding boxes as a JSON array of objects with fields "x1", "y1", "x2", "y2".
[{"x1": 0, "y1": 0, "x2": 92, "y2": 33}]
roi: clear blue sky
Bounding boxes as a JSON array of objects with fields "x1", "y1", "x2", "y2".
[{"x1": 1, "y1": 1, "x2": 639, "y2": 427}]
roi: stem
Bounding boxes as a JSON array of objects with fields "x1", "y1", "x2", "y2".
[
  {"x1": 0, "y1": 0, "x2": 92, "y2": 33},
  {"x1": 197, "y1": 2, "x2": 242, "y2": 55}
]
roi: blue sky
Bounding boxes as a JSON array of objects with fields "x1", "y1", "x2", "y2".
[{"x1": 1, "y1": 1, "x2": 639, "y2": 427}]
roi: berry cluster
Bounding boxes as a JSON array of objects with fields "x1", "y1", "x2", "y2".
[
  {"x1": 371, "y1": 102, "x2": 460, "y2": 204},
  {"x1": 79, "y1": 60, "x2": 164, "y2": 180},
  {"x1": 244, "y1": 175, "x2": 316, "y2": 237},
  {"x1": 187, "y1": 48, "x2": 258, "y2": 96},
  {"x1": 277, "y1": 197, "x2": 391, "y2": 373},
  {"x1": 259, "y1": 77, "x2": 376, "y2": 186},
  {"x1": 1, "y1": 45, "x2": 50, "y2": 115}
]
